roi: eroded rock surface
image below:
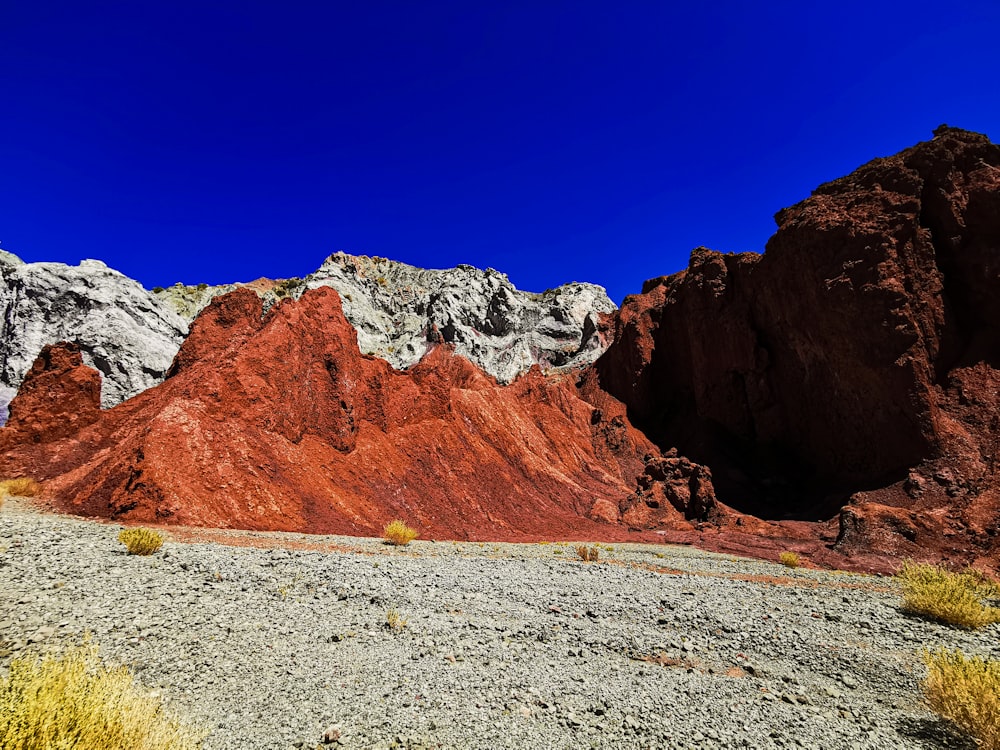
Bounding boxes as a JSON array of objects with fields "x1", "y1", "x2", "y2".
[
  {"x1": 0, "y1": 251, "x2": 187, "y2": 419},
  {"x1": 155, "y1": 253, "x2": 616, "y2": 383},
  {"x1": 0, "y1": 287, "x2": 704, "y2": 541},
  {"x1": 597, "y1": 126, "x2": 1000, "y2": 568}
]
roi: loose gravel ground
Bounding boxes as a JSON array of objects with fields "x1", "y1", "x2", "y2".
[{"x1": 1, "y1": 501, "x2": 996, "y2": 749}]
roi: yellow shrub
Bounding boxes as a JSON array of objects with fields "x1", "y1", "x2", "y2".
[
  {"x1": 779, "y1": 551, "x2": 800, "y2": 568},
  {"x1": 118, "y1": 528, "x2": 164, "y2": 556},
  {"x1": 0, "y1": 641, "x2": 201, "y2": 750},
  {"x1": 924, "y1": 648, "x2": 1000, "y2": 749},
  {"x1": 386, "y1": 608, "x2": 407, "y2": 633},
  {"x1": 575, "y1": 545, "x2": 599, "y2": 562},
  {"x1": 897, "y1": 561, "x2": 1000, "y2": 629},
  {"x1": 0, "y1": 477, "x2": 41, "y2": 499},
  {"x1": 383, "y1": 520, "x2": 418, "y2": 546}
]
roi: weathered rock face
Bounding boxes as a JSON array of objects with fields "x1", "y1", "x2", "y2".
[
  {"x1": 0, "y1": 249, "x2": 613, "y2": 428},
  {"x1": 597, "y1": 126, "x2": 1000, "y2": 567},
  {"x1": 0, "y1": 287, "x2": 711, "y2": 541},
  {"x1": 0, "y1": 251, "x2": 188, "y2": 420},
  {"x1": 154, "y1": 253, "x2": 616, "y2": 383}
]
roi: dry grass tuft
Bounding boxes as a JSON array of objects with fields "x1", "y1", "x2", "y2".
[
  {"x1": 923, "y1": 648, "x2": 1000, "y2": 749},
  {"x1": 779, "y1": 551, "x2": 800, "y2": 568},
  {"x1": 897, "y1": 561, "x2": 1000, "y2": 629},
  {"x1": 118, "y1": 528, "x2": 165, "y2": 556},
  {"x1": 0, "y1": 640, "x2": 201, "y2": 749},
  {"x1": 575, "y1": 545, "x2": 600, "y2": 562},
  {"x1": 0, "y1": 477, "x2": 41, "y2": 503},
  {"x1": 383, "y1": 520, "x2": 418, "y2": 546},
  {"x1": 385, "y1": 608, "x2": 408, "y2": 633}
]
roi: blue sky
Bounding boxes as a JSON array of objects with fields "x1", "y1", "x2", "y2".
[{"x1": 2, "y1": 1, "x2": 998, "y2": 303}]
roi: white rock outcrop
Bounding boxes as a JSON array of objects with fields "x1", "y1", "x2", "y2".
[
  {"x1": 155, "y1": 252, "x2": 617, "y2": 384},
  {"x1": 0, "y1": 249, "x2": 616, "y2": 423},
  {"x1": 0, "y1": 251, "x2": 187, "y2": 421}
]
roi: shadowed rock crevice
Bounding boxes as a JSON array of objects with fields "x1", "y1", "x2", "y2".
[{"x1": 598, "y1": 128, "x2": 1000, "y2": 566}]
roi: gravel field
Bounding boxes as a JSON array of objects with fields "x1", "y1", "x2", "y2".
[{"x1": 1, "y1": 501, "x2": 995, "y2": 749}]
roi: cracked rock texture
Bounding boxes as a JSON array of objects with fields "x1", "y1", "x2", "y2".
[
  {"x1": 155, "y1": 253, "x2": 617, "y2": 384},
  {"x1": 596, "y1": 126, "x2": 1000, "y2": 568},
  {"x1": 0, "y1": 251, "x2": 187, "y2": 420},
  {"x1": 1, "y1": 250, "x2": 615, "y2": 423},
  {"x1": 0, "y1": 287, "x2": 702, "y2": 541}
]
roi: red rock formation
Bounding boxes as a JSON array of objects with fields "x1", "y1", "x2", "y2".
[
  {"x1": 4, "y1": 342, "x2": 102, "y2": 444},
  {"x1": 4, "y1": 127, "x2": 998, "y2": 574},
  {"x1": 0, "y1": 286, "x2": 721, "y2": 542},
  {"x1": 597, "y1": 126, "x2": 1000, "y2": 568}
]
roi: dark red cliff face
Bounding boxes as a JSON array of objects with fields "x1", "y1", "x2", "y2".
[
  {"x1": 596, "y1": 127, "x2": 1000, "y2": 567},
  {"x1": 2, "y1": 127, "x2": 999, "y2": 574},
  {"x1": 0, "y1": 286, "x2": 734, "y2": 542}
]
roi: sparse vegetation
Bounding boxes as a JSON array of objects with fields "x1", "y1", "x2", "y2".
[
  {"x1": 0, "y1": 640, "x2": 201, "y2": 750},
  {"x1": 0, "y1": 477, "x2": 41, "y2": 500},
  {"x1": 897, "y1": 561, "x2": 1000, "y2": 629},
  {"x1": 576, "y1": 545, "x2": 600, "y2": 562},
  {"x1": 385, "y1": 608, "x2": 407, "y2": 633},
  {"x1": 272, "y1": 278, "x2": 301, "y2": 299},
  {"x1": 118, "y1": 527, "x2": 164, "y2": 556},
  {"x1": 779, "y1": 551, "x2": 800, "y2": 568},
  {"x1": 923, "y1": 648, "x2": 1000, "y2": 749},
  {"x1": 383, "y1": 520, "x2": 418, "y2": 546}
]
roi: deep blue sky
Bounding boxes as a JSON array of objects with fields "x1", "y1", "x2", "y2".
[{"x1": 2, "y1": 2, "x2": 998, "y2": 303}]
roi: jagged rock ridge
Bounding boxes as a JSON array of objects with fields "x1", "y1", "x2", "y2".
[
  {"x1": 0, "y1": 251, "x2": 187, "y2": 420},
  {"x1": 4, "y1": 126, "x2": 1000, "y2": 574},
  {"x1": 597, "y1": 126, "x2": 1000, "y2": 567},
  {"x1": 155, "y1": 253, "x2": 617, "y2": 384},
  {"x1": 0, "y1": 287, "x2": 729, "y2": 542},
  {"x1": 0, "y1": 251, "x2": 616, "y2": 422}
]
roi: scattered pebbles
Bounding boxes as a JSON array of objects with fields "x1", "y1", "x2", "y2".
[{"x1": 1, "y1": 504, "x2": 994, "y2": 749}]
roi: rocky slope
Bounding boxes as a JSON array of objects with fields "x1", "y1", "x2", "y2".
[
  {"x1": 0, "y1": 251, "x2": 614, "y2": 425},
  {"x1": 3, "y1": 127, "x2": 999, "y2": 574},
  {"x1": 0, "y1": 286, "x2": 727, "y2": 543},
  {"x1": 0, "y1": 251, "x2": 187, "y2": 419},
  {"x1": 154, "y1": 253, "x2": 617, "y2": 384},
  {"x1": 596, "y1": 126, "x2": 1000, "y2": 568}
]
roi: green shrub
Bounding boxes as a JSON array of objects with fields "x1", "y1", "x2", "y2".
[
  {"x1": 0, "y1": 640, "x2": 201, "y2": 749},
  {"x1": 383, "y1": 520, "x2": 418, "y2": 546},
  {"x1": 923, "y1": 648, "x2": 1000, "y2": 749},
  {"x1": 897, "y1": 561, "x2": 1000, "y2": 629},
  {"x1": 118, "y1": 528, "x2": 164, "y2": 556}
]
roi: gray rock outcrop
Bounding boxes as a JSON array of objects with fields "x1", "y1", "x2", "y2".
[
  {"x1": 0, "y1": 249, "x2": 615, "y2": 423},
  {"x1": 154, "y1": 252, "x2": 617, "y2": 384},
  {"x1": 0, "y1": 251, "x2": 187, "y2": 421}
]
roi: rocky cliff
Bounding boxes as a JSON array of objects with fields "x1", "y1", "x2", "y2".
[
  {"x1": 0, "y1": 251, "x2": 187, "y2": 420},
  {"x1": 596, "y1": 126, "x2": 1000, "y2": 566},
  {"x1": 154, "y1": 253, "x2": 616, "y2": 384},
  {"x1": 0, "y1": 287, "x2": 726, "y2": 541},
  {"x1": 0, "y1": 250, "x2": 615, "y2": 423},
  {"x1": 4, "y1": 126, "x2": 999, "y2": 572}
]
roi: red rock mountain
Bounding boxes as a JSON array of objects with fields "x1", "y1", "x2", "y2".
[
  {"x1": 2, "y1": 126, "x2": 998, "y2": 572},
  {"x1": 0, "y1": 286, "x2": 730, "y2": 541},
  {"x1": 596, "y1": 126, "x2": 1000, "y2": 568}
]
